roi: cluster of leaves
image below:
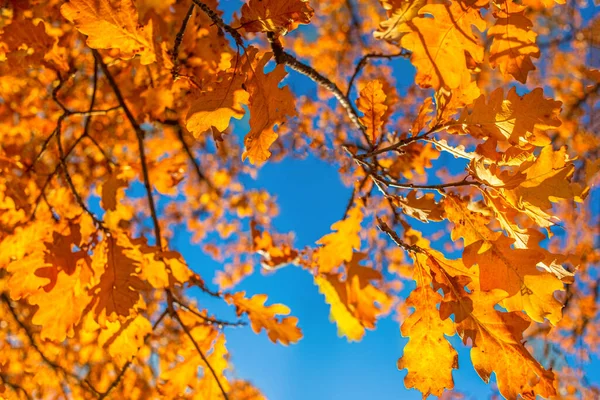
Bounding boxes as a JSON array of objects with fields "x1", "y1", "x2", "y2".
[{"x1": 0, "y1": 0, "x2": 599, "y2": 399}]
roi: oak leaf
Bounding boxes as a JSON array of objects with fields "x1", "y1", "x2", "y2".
[
  {"x1": 398, "y1": 284, "x2": 458, "y2": 397},
  {"x1": 89, "y1": 235, "x2": 146, "y2": 323},
  {"x1": 458, "y1": 290, "x2": 556, "y2": 399},
  {"x1": 356, "y1": 80, "x2": 388, "y2": 143},
  {"x1": 453, "y1": 87, "x2": 562, "y2": 145},
  {"x1": 242, "y1": 49, "x2": 297, "y2": 164},
  {"x1": 225, "y1": 291, "x2": 302, "y2": 345},
  {"x1": 61, "y1": 0, "x2": 156, "y2": 65},
  {"x1": 186, "y1": 71, "x2": 249, "y2": 137},
  {"x1": 98, "y1": 314, "x2": 152, "y2": 367},
  {"x1": 315, "y1": 253, "x2": 392, "y2": 341},
  {"x1": 315, "y1": 199, "x2": 363, "y2": 273},
  {"x1": 489, "y1": 0, "x2": 540, "y2": 83},
  {"x1": 389, "y1": 0, "x2": 486, "y2": 89},
  {"x1": 251, "y1": 221, "x2": 299, "y2": 270},
  {"x1": 240, "y1": 0, "x2": 314, "y2": 34},
  {"x1": 29, "y1": 268, "x2": 92, "y2": 342},
  {"x1": 393, "y1": 191, "x2": 444, "y2": 223}
]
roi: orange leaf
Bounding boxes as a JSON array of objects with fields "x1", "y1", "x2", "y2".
[
  {"x1": 89, "y1": 235, "x2": 146, "y2": 323},
  {"x1": 186, "y1": 71, "x2": 249, "y2": 137},
  {"x1": 61, "y1": 0, "x2": 156, "y2": 64},
  {"x1": 489, "y1": 0, "x2": 540, "y2": 83},
  {"x1": 356, "y1": 80, "x2": 388, "y2": 143},
  {"x1": 242, "y1": 49, "x2": 297, "y2": 164},
  {"x1": 388, "y1": 0, "x2": 486, "y2": 90},
  {"x1": 225, "y1": 291, "x2": 302, "y2": 345},
  {"x1": 240, "y1": 0, "x2": 314, "y2": 34},
  {"x1": 453, "y1": 87, "x2": 562, "y2": 145}
]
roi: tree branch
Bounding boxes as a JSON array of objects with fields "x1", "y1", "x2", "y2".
[{"x1": 93, "y1": 49, "x2": 164, "y2": 249}]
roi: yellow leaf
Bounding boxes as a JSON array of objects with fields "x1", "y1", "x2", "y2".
[
  {"x1": 393, "y1": 0, "x2": 486, "y2": 89},
  {"x1": 61, "y1": 0, "x2": 156, "y2": 65},
  {"x1": 315, "y1": 199, "x2": 363, "y2": 273},
  {"x1": 99, "y1": 314, "x2": 152, "y2": 367},
  {"x1": 29, "y1": 269, "x2": 92, "y2": 342},
  {"x1": 399, "y1": 284, "x2": 457, "y2": 397},
  {"x1": 315, "y1": 253, "x2": 392, "y2": 341}
]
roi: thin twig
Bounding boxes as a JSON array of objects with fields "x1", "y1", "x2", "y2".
[
  {"x1": 355, "y1": 130, "x2": 432, "y2": 159},
  {"x1": 176, "y1": 127, "x2": 218, "y2": 193},
  {"x1": 172, "y1": 3, "x2": 196, "y2": 79},
  {"x1": 372, "y1": 173, "x2": 478, "y2": 191},
  {"x1": 191, "y1": 0, "x2": 243, "y2": 47},
  {"x1": 376, "y1": 217, "x2": 424, "y2": 254},
  {"x1": 93, "y1": 49, "x2": 164, "y2": 249},
  {"x1": 346, "y1": 51, "x2": 411, "y2": 97},
  {"x1": 172, "y1": 296, "x2": 246, "y2": 328},
  {"x1": 267, "y1": 32, "x2": 371, "y2": 146},
  {"x1": 173, "y1": 310, "x2": 230, "y2": 400}
]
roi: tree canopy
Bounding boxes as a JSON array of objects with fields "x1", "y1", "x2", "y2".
[{"x1": 0, "y1": 0, "x2": 599, "y2": 399}]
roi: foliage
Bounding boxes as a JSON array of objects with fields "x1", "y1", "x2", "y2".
[{"x1": 0, "y1": 0, "x2": 599, "y2": 399}]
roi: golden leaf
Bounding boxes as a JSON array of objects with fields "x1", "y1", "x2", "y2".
[
  {"x1": 315, "y1": 253, "x2": 392, "y2": 341},
  {"x1": 61, "y1": 0, "x2": 156, "y2": 64},
  {"x1": 225, "y1": 291, "x2": 302, "y2": 345},
  {"x1": 453, "y1": 87, "x2": 562, "y2": 145},
  {"x1": 315, "y1": 199, "x2": 363, "y2": 273},
  {"x1": 398, "y1": 284, "x2": 458, "y2": 397},
  {"x1": 186, "y1": 71, "x2": 249, "y2": 137}
]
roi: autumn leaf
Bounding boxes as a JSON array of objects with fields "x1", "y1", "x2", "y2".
[
  {"x1": 458, "y1": 290, "x2": 557, "y2": 399},
  {"x1": 186, "y1": 70, "x2": 250, "y2": 137},
  {"x1": 98, "y1": 314, "x2": 152, "y2": 367},
  {"x1": 393, "y1": 191, "x2": 444, "y2": 223},
  {"x1": 398, "y1": 283, "x2": 458, "y2": 397},
  {"x1": 356, "y1": 80, "x2": 388, "y2": 143},
  {"x1": 225, "y1": 291, "x2": 303, "y2": 345},
  {"x1": 240, "y1": 0, "x2": 314, "y2": 34},
  {"x1": 61, "y1": 0, "x2": 156, "y2": 64},
  {"x1": 0, "y1": 19, "x2": 68, "y2": 71},
  {"x1": 453, "y1": 87, "x2": 562, "y2": 145},
  {"x1": 89, "y1": 235, "x2": 146, "y2": 323},
  {"x1": 251, "y1": 221, "x2": 299, "y2": 270},
  {"x1": 315, "y1": 199, "x2": 364, "y2": 273},
  {"x1": 489, "y1": 0, "x2": 540, "y2": 83},
  {"x1": 315, "y1": 253, "x2": 392, "y2": 341},
  {"x1": 382, "y1": 0, "x2": 486, "y2": 90},
  {"x1": 29, "y1": 268, "x2": 92, "y2": 342},
  {"x1": 242, "y1": 48, "x2": 297, "y2": 164},
  {"x1": 375, "y1": 0, "x2": 427, "y2": 43}
]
